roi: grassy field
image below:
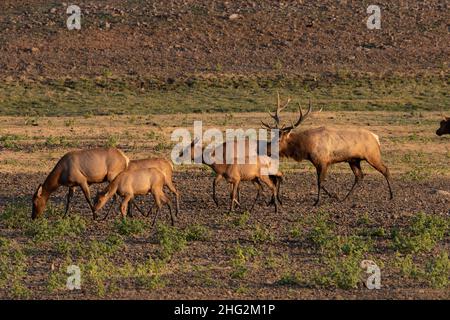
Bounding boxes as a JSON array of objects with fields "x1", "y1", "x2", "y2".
[
  {"x1": 0, "y1": 111, "x2": 449, "y2": 299},
  {"x1": 0, "y1": 74, "x2": 448, "y2": 116}
]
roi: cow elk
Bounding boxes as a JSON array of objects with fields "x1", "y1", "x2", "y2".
[
  {"x1": 262, "y1": 93, "x2": 393, "y2": 205},
  {"x1": 436, "y1": 116, "x2": 450, "y2": 136},
  {"x1": 32, "y1": 148, "x2": 129, "y2": 220},
  {"x1": 94, "y1": 168, "x2": 174, "y2": 226},
  {"x1": 180, "y1": 139, "x2": 282, "y2": 212}
]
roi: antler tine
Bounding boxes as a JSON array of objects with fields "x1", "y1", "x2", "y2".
[{"x1": 261, "y1": 120, "x2": 273, "y2": 129}]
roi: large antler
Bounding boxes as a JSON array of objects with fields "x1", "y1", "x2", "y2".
[
  {"x1": 282, "y1": 100, "x2": 313, "y2": 132},
  {"x1": 261, "y1": 91, "x2": 292, "y2": 129}
]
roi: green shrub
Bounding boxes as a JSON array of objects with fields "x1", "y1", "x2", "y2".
[
  {"x1": 184, "y1": 224, "x2": 210, "y2": 241},
  {"x1": 392, "y1": 213, "x2": 449, "y2": 253},
  {"x1": 425, "y1": 251, "x2": 449, "y2": 289},
  {"x1": 250, "y1": 224, "x2": 274, "y2": 243},
  {"x1": 113, "y1": 218, "x2": 146, "y2": 237},
  {"x1": 155, "y1": 224, "x2": 187, "y2": 260}
]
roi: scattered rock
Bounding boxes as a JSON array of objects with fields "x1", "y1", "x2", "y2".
[{"x1": 228, "y1": 13, "x2": 240, "y2": 20}]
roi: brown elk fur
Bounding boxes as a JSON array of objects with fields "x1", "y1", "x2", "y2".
[
  {"x1": 127, "y1": 158, "x2": 180, "y2": 214},
  {"x1": 436, "y1": 117, "x2": 450, "y2": 136},
  {"x1": 94, "y1": 168, "x2": 174, "y2": 226},
  {"x1": 31, "y1": 148, "x2": 129, "y2": 220},
  {"x1": 262, "y1": 93, "x2": 393, "y2": 205},
  {"x1": 181, "y1": 139, "x2": 282, "y2": 212}
]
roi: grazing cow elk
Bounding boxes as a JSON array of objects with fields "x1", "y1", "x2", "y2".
[
  {"x1": 436, "y1": 116, "x2": 450, "y2": 136},
  {"x1": 180, "y1": 139, "x2": 282, "y2": 212},
  {"x1": 127, "y1": 158, "x2": 180, "y2": 215},
  {"x1": 94, "y1": 168, "x2": 174, "y2": 226},
  {"x1": 32, "y1": 148, "x2": 129, "y2": 220},
  {"x1": 262, "y1": 93, "x2": 393, "y2": 206}
]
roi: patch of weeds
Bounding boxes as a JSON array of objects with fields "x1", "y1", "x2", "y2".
[
  {"x1": 306, "y1": 212, "x2": 336, "y2": 252},
  {"x1": 289, "y1": 223, "x2": 303, "y2": 239},
  {"x1": 229, "y1": 242, "x2": 259, "y2": 279},
  {"x1": 134, "y1": 258, "x2": 166, "y2": 290},
  {"x1": 113, "y1": 218, "x2": 147, "y2": 237},
  {"x1": 25, "y1": 214, "x2": 86, "y2": 243},
  {"x1": 425, "y1": 251, "x2": 449, "y2": 289},
  {"x1": 250, "y1": 223, "x2": 274, "y2": 243},
  {"x1": 105, "y1": 134, "x2": 119, "y2": 147},
  {"x1": 184, "y1": 224, "x2": 210, "y2": 241},
  {"x1": 312, "y1": 254, "x2": 363, "y2": 290},
  {"x1": 394, "y1": 253, "x2": 421, "y2": 279},
  {"x1": 192, "y1": 265, "x2": 215, "y2": 287},
  {"x1": 232, "y1": 211, "x2": 250, "y2": 227},
  {"x1": 0, "y1": 201, "x2": 29, "y2": 229},
  {"x1": 392, "y1": 212, "x2": 449, "y2": 253},
  {"x1": 155, "y1": 224, "x2": 187, "y2": 260},
  {"x1": 276, "y1": 271, "x2": 303, "y2": 286},
  {"x1": 0, "y1": 238, "x2": 30, "y2": 298},
  {"x1": 0, "y1": 134, "x2": 22, "y2": 149}
]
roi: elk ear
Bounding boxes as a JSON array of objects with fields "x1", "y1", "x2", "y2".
[
  {"x1": 36, "y1": 185, "x2": 43, "y2": 197},
  {"x1": 445, "y1": 116, "x2": 450, "y2": 121}
]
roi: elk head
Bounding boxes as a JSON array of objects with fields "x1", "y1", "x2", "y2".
[
  {"x1": 436, "y1": 116, "x2": 450, "y2": 136},
  {"x1": 261, "y1": 92, "x2": 312, "y2": 156},
  {"x1": 31, "y1": 184, "x2": 47, "y2": 219}
]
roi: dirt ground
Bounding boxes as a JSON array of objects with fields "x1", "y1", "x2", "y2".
[
  {"x1": 0, "y1": 1, "x2": 448, "y2": 79},
  {"x1": 0, "y1": 112, "x2": 449, "y2": 299}
]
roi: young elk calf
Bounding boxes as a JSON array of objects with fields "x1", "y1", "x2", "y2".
[
  {"x1": 127, "y1": 158, "x2": 180, "y2": 214},
  {"x1": 436, "y1": 116, "x2": 450, "y2": 136},
  {"x1": 262, "y1": 93, "x2": 393, "y2": 206},
  {"x1": 32, "y1": 148, "x2": 129, "y2": 220},
  {"x1": 94, "y1": 168, "x2": 174, "y2": 226}
]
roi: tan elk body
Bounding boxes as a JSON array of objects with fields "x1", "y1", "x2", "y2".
[
  {"x1": 262, "y1": 93, "x2": 393, "y2": 205},
  {"x1": 32, "y1": 148, "x2": 129, "y2": 219},
  {"x1": 181, "y1": 140, "x2": 282, "y2": 212},
  {"x1": 127, "y1": 158, "x2": 180, "y2": 214},
  {"x1": 94, "y1": 167, "x2": 174, "y2": 226}
]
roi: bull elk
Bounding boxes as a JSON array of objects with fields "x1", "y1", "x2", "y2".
[
  {"x1": 262, "y1": 93, "x2": 393, "y2": 206},
  {"x1": 180, "y1": 139, "x2": 282, "y2": 212},
  {"x1": 436, "y1": 116, "x2": 450, "y2": 136},
  {"x1": 127, "y1": 158, "x2": 180, "y2": 215},
  {"x1": 94, "y1": 168, "x2": 174, "y2": 226},
  {"x1": 32, "y1": 148, "x2": 129, "y2": 220}
]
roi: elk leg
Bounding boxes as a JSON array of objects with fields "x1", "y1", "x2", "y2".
[
  {"x1": 343, "y1": 160, "x2": 364, "y2": 201},
  {"x1": 314, "y1": 165, "x2": 329, "y2": 206},
  {"x1": 79, "y1": 181, "x2": 96, "y2": 220},
  {"x1": 212, "y1": 175, "x2": 222, "y2": 207},
  {"x1": 250, "y1": 179, "x2": 262, "y2": 212},
  {"x1": 131, "y1": 199, "x2": 148, "y2": 217},
  {"x1": 162, "y1": 193, "x2": 175, "y2": 226},
  {"x1": 230, "y1": 181, "x2": 240, "y2": 212},
  {"x1": 276, "y1": 176, "x2": 283, "y2": 205},
  {"x1": 366, "y1": 158, "x2": 394, "y2": 200},
  {"x1": 64, "y1": 187, "x2": 75, "y2": 217},
  {"x1": 100, "y1": 194, "x2": 118, "y2": 221},
  {"x1": 120, "y1": 195, "x2": 132, "y2": 220},
  {"x1": 166, "y1": 180, "x2": 180, "y2": 216},
  {"x1": 260, "y1": 175, "x2": 278, "y2": 213}
]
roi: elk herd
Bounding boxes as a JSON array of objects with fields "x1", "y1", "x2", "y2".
[{"x1": 31, "y1": 93, "x2": 450, "y2": 226}]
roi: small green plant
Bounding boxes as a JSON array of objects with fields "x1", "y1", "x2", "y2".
[
  {"x1": 25, "y1": 214, "x2": 86, "y2": 243},
  {"x1": 0, "y1": 201, "x2": 29, "y2": 229},
  {"x1": 134, "y1": 258, "x2": 166, "y2": 290},
  {"x1": 232, "y1": 211, "x2": 250, "y2": 227},
  {"x1": 276, "y1": 271, "x2": 302, "y2": 286},
  {"x1": 250, "y1": 224, "x2": 274, "y2": 243},
  {"x1": 425, "y1": 251, "x2": 449, "y2": 289},
  {"x1": 0, "y1": 238, "x2": 30, "y2": 298},
  {"x1": 155, "y1": 224, "x2": 187, "y2": 260},
  {"x1": 229, "y1": 243, "x2": 259, "y2": 279},
  {"x1": 392, "y1": 213, "x2": 448, "y2": 253},
  {"x1": 394, "y1": 253, "x2": 420, "y2": 279},
  {"x1": 306, "y1": 212, "x2": 336, "y2": 251},
  {"x1": 113, "y1": 218, "x2": 146, "y2": 237},
  {"x1": 105, "y1": 134, "x2": 119, "y2": 147},
  {"x1": 312, "y1": 254, "x2": 363, "y2": 290},
  {"x1": 184, "y1": 224, "x2": 210, "y2": 242}
]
